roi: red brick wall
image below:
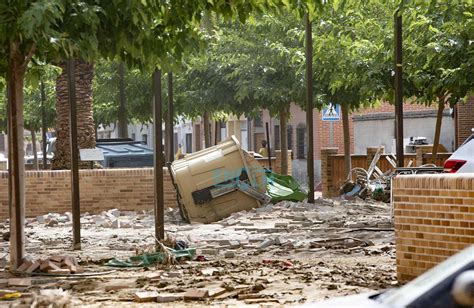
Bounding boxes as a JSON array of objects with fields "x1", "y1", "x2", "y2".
[
  {"x1": 456, "y1": 96, "x2": 474, "y2": 147},
  {"x1": 0, "y1": 168, "x2": 178, "y2": 220},
  {"x1": 393, "y1": 174, "x2": 474, "y2": 282}
]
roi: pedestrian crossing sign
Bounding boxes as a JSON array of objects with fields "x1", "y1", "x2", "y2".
[{"x1": 322, "y1": 103, "x2": 341, "y2": 121}]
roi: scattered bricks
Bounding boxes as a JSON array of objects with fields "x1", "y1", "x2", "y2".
[
  {"x1": 36, "y1": 215, "x2": 46, "y2": 224},
  {"x1": 201, "y1": 268, "x2": 218, "y2": 276},
  {"x1": 46, "y1": 219, "x2": 58, "y2": 227},
  {"x1": 224, "y1": 251, "x2": 236, "y2": 259},
  {"x1": 156, "y1": 293, "x2": 183, "y2": 303},
  {"x1": 105, "y1": 280, "x2": 136, "y2": 291},
  {"x1": 257, "y1": 238, "x2": 274, "y2": 250},
  {"x1": 228, "y1": 240, "x2": 240, "y2": 249},
  {"x1": 164, "y1": 271, "x2": 182, "y2": 278},
  {"x1": 8, "y1": 278, "x2": 31, "y2": 287},
  {"x1": 111, "y1": 219, "x2": 120, "y2": 228},
  {"x1": 57, "y1": 215, "x2": 69, "y2": 223},
  {"x1": 274, "y1": 222, "x2": 288, "y2": 228},
  {"x1": 25, "y1": 261, "x2": 40, "y2": 273},
  {"x1": 183, "y1": 289, "x2": 209, "y2": 300},
  {"x1": 49, "y1": 255, "x2": 64, "y2": 263},
  {"x1": 345, "y1": 222, "x2": 366, "y2": 228},
  {"x1": 239, "y1": 221, "x2": 254, "y2": 226},
  {"x1": 40, "y1": 261, "x2": 60, "y2": 272},
  {"x1": 108, "y1": 208, "x2": 120, "y2": 217},
  {"x1": 208, "y1": 287, "x2": 227, "y2": 297},
  {"x1": 47, "y1": 269, "x2": 71, "y2": 275},
  {"x1": 224, "y1": 218, "x2": 237, "y2": 226},
  {"x1": 73, "y1": 266, "x2": 85, "y2": 274},
  {"x1": 17, "y1": 258, "x2": 34, "y2": 272},
  {"x1": 274, "y1": 237, "x2": 288, "y2": 246},
  {"x1": 201, "y1": 249, "x2": 218, "y2": 255},
  {"x1": 134, "y1": 291, "x2": 159, "y2": 303}
]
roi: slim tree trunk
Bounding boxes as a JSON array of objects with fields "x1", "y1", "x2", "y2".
[
  {"x1": 117, "y1": 63, "x2": 128, "y2": 138},
  {"x1": 280, "y1": 107, "x2": 289, "y2": 175},
  {"x1": 432, "y1": 97, "x2": 445, "y2": 165},
  {"x1": 341, "y1": 104, "x2": 351, "y2": 177},
  {"x1": 166, "y1": 72, "x2": 174, "y2": 162},
  {"x1": 203, "y1": 111, "x2": 210, "y2": 148},
  {"x1": 8, "y1": 41, "x2": 35, "y2": 269},
  {"x1": 31, "y1": 130, "x2": 39, "y2": 170},
  {"x1": 41, "y1": 81, "x2": 48, "y2": 169},
  {"x1": 52, "y1": 60, "x2": 95, "y2": 170}
]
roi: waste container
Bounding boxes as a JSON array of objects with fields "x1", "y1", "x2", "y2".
[{"x1": 169, "y1": 136, "x2": 268, "y2": 223}]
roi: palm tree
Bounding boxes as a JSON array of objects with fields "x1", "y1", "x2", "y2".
[{"x1": 51, "y1": 60, "x2": 95, "y2": 170}]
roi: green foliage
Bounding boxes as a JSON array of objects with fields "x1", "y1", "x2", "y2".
[
  {"x1": 311, "y1": 2, "x2": 388, "y2": 111},
  {"x1": 404, "y1": 1, "x2": 473, "y2": 106},
  {"x1": 93, "y1": 59, "x2": 153, "y2": 126},
  {"x1": 175, "y1": 13, "x2": 307, "y2": 119},
  {"x1": 0, "y1": 64, "x2": 58, "y2": 132}
]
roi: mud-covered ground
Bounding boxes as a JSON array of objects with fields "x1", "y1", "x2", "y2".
[{"x1": 0, "y1": 198, "x2": 396, "y2": 306}]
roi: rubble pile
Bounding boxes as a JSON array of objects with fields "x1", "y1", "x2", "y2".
[
  {"x1": 16, "y1": 255, "x2": 84, "y2": 275},
  {"x1": 31, "y1": 207, "x2": 183, "y2": 230},
  {"x1": 1, "y1": 198, "x2": 396, "y2": 306}
]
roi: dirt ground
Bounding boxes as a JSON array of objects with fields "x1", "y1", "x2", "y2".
[{"x1": 0, "y1": 197, "x2": 397, "y2": 306}]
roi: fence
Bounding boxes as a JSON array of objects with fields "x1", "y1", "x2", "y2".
[{"x1": 322, "y1": 146, "x2": 452, "y2": 198}]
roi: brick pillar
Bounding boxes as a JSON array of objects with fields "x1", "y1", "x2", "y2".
[
  {"x1": 415, "y1": 145, "x2": 433, "y2": 166},
  {"x1": 274, "y1": 150, "x2": 293, "y2": 175},
  {"x1": 367, "y1": 146, "x2": 384, "y2": 169},
  {"x1": 321, "y1": 147, "x2": 339, "y2": 198}
]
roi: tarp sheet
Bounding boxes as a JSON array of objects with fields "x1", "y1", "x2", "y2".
[
  {"x1": 105, "y1": 248, "x2": 196, "y2": 267},
  {"x1": 265, "y1": 171, "x2": 307, "y2": 202}
]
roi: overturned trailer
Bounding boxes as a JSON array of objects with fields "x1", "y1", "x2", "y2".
[{"x1": 168, "y1": 136, "x2": 270, "y2": 223}]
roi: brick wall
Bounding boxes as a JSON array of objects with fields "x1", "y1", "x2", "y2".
[
  {"x1": 0, "y1": 168, "x2": 178, "y2": 220},
  {"x1": 393, "y1": 174, "x2": 474, "y2": 282},
  {"x1": 456, "y1": 96, "x2": 474, "y2": 147}
]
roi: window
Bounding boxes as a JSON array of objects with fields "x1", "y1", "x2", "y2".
[
  {"x1": 254, "y1": 112, "x2": 263, "y2": 127},
  {"x1": 296, "y1": 126, "x2": 306, "y2": 159},
  {"x1": 274, "y1": 125, "x2": 280, "y2": 150},
  {"x1": 142, "y1": 134, "x2": 148, "y2": 145}
]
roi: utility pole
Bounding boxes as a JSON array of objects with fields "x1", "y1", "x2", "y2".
[
  {"x1": 41, "y1": 81, "x2": 48, "y2": 169},
  {"x1": 166, "y1": 72, "x2": 174, "y2": 162},
  {"x1": 394, "y1": 10, "x2": 404, "y2": 167},
  {"x1": 67, "y1": 59, "x2": 81, "y2": 250},
  {"x1": 153, "y1": 69, "x2": 165, "y2": 241},
  {"x1": 305, "y1": 13, "x2": 315, "y2": 203}
]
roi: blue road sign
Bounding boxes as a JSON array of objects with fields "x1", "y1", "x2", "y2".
[{"x1": 322, "y1": 103, "x2": 341, "y2": 121}]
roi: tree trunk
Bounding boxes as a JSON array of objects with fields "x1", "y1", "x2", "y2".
[
  {"x1": 40, "y1": 81, "x2": 48, "y2": 169},
  {"x1": 8, "y1": 41, "x2": 34, "y2": 269},
  {"x1": 52, "y1": 60, "x2": 96, "y2": 170},
  {"x1": 432, "y1": 98, "x2": 445, "y2": 165},
  {"x1": 341, "y1": 104, "x2": 352, "y2": 177},
  {"x1": 280, "y1": 107, "x2": 289, "y2": 175},
  {"x1": 31, "y1": 130, "x2": 39, "y2": 170},
  {"x1": 214, "y1": 121, "x2": 219, "y2": 145},
  {"x1": 117, "y1": 63, "x2": 128, "y2": 138},
  {"x1": 203, "y1": 111, "x2": 210, "y2": 148},
  {"x1": 166, "y1": 72, "x2": 174, "y2": 162}
]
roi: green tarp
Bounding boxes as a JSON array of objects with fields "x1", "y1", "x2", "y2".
[
  {"x1": 265, "y1": 171, "x2": 307, "y2": 202},
  {"x1": 105, "y1": 248, "x2": 196, "y2": 267}
]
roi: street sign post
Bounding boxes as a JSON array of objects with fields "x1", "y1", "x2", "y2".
[
  {"x1": 322, "y1": 103, "x2": 341, "y2": 147},
  {"x1": 322, "y1": 103, "x2": 341, "y2": 121}
]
